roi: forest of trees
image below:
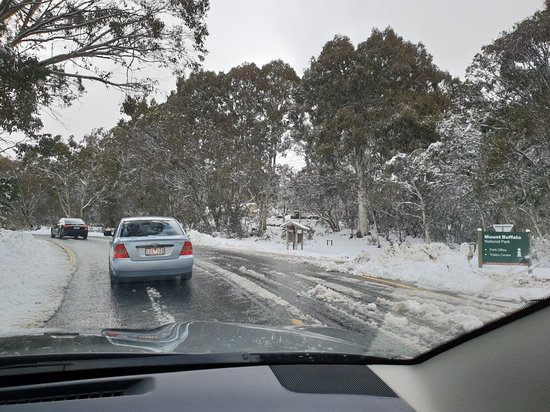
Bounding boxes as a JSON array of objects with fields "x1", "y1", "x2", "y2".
[{"x1": 1, "y1": 2, "x2": 549, "y2": 245}]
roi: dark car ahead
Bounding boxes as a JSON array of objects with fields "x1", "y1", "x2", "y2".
[{"x1": 51, "y1": 218, "x2": 88, "y2": 239}]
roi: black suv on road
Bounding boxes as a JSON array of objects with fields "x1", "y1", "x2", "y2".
[{"x1": 51, "y1": 218, "x2": 88, "y2": 239}]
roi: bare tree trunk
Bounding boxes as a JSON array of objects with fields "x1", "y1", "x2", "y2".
[
  {"x1": 477, "y1": 203, "x2": 486, "y2": 230},
  {"x1": 409, "y1": 180, "x2": 430, "y2": 243},
  {"x1": 56, "y1": 190, "x2": 71, "y2": 217},
  {"x1": 258, "y1": 152, "x2": 276, "y2": 237},
  {"x1": 370, "y1": 209, "x2": 380, "y2": 247},
  {"x1": 526, "y1": 207, "x2": 545, "y2": 240},
  {"x1": 355, "y1": 152, "x2": 369, "y2": 236},
  {"x1": 421, "y1": 202, "x2": 431, "y2": 243},
  {"x1": 257, "y1": 185, "x2": 270, "y2": 236}
]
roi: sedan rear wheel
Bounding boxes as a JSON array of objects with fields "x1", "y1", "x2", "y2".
[
  {"x1": 109, "y1": 265, "x2": 117, "y2": 285},
  {"x1": 58, "y1": 230, "x2": 64, "y2": 239},
  {"x1": 50, "y1": 230, "x2": 55, "y2": 238}
]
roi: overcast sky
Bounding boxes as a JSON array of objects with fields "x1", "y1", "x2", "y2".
[{"x1": 40, "y1": 0, "x2": 544, "y2": 140}]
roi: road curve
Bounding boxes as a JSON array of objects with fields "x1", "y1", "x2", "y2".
[{"x1": 36, "y1": 235, "x2": 518, "y2": 357}]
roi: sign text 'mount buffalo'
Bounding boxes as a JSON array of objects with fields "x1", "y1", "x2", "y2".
[{"x1": 480, "y1": 231, "x2": 530, "y2": 266}]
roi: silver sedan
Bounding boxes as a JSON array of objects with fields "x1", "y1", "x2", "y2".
[{"x1": 107, "y1": 217, "x2": 193, "y2": 283}]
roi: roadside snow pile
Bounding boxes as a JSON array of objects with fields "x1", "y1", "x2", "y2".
[
  {"x1": 531, "y1": 240, "x2": 550, "y2": 280},
  {"x1": 187, "y1": 230, "x2": 235, "y2": 248},
  {"x1": 378, "y1": 243, "x2": 452, "y2": 263},
  {"x1": 316, "y1": 242, "x2": 488, "y2": 293},
  {"x1": 359, "y1": 242, "x2": 490, "y2": 292},
  {"x1": 300, "y1": 239, "x2": 550, "y2": 302},
  {"x1": 0, "y1": 230, "x2": 72, "y2": 330},
  {"x1": 188, "y1": 229, "x2": 550, "y2": 302},
  {"x1": 391, "y1": 299, "x2": 484, "y2": 333},
  {"x1": 188, "y1": 228, "x2": 372, "y2": 259},
  {"x1": 313, "y1": 241, "x2": 550, "y2": 302}
]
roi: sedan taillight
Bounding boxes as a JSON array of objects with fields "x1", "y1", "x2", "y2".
[
  {"x1": 113, "y1": 243, "x2": 129, "y2": 259},
  {"x1": 180, "y1": 241, "x2": 193, "y2": 256}
]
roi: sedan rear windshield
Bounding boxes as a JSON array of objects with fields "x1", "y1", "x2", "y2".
[
  {"x1": 120, "y1": 220, "x2": 183, "y2": 237},
  {"x1": 64, "y1": 219, "x2": 85, "y2": 225}
]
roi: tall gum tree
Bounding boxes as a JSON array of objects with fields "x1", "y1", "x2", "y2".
[
  {"x1": 466, "y1": 1, "x2": 550, "y2": 237},
  {"x1": 300, "y1": 29, "x2": 452, "y2": 236},
  {"x1": 0, "y1": 0, "x2": 210, "y2": 140}
]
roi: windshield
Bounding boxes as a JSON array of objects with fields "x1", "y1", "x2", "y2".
[{"x1": 0, "y1": 0, "x2": 548, "y2": 362}]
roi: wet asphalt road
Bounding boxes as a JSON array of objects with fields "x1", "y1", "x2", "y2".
[
  {"x1": 42, "y1": 236, "x2": 294, "y2": 330},
  {"x1": 41, "y1": 235, "x2": 396, "y2": 331},
  {"x1": 36, "y1": 235, "x2": 517, "y2": 355}
]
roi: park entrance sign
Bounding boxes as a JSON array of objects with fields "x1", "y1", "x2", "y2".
[{"x1": 477, "y1": 229, "x2": 531, "y2": 267}]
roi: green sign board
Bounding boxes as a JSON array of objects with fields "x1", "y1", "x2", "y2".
[{"x1": 480, "y1": 231, "x2": 530, "y2": 266}]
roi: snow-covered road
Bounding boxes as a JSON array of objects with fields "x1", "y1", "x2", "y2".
[
  {"x1": 193, "y1": 246, "x2": 521, "y2": 357},
  {"x1": 29, "y1": 234, "x2": 524, "y2": 358},
  {"x1": 0, "y1": 227, "x2": 538, "y2": 358}
]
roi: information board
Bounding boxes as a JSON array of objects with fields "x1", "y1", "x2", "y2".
[{"x1": 480, "y1": 231, "x2": 530, "y2": 266}]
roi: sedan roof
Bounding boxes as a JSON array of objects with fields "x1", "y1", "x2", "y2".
[{"x1": 121, "y1": 216, "x2": 176, "y2": 222}]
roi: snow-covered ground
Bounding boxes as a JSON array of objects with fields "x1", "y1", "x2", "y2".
[
  {"x1": 189, "y1": 228, "x2": 550, "y2": 303},
  {"x1": 0, "y1": 230, "x2": 72, "y2": 330}
]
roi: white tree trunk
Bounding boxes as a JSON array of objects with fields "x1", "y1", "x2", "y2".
[
  {"x1": 422, "y1": 204, "x2": 431, "y2": 243},
  {"x1": 355, "y1": 154, "x2": 369, "y2": 236},
  {"x1": 257, "y1": 152, "x2": 276, "y2": 236}
]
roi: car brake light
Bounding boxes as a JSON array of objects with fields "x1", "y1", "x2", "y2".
[
  {"x1": 64, "y1": 224, "x2": 70, "y2": 229},
  {"x1": 180, "y1": 241, "x2": 193, "y2": 256},
  {"x1": 83, "y1": 224, "x2": 88, "y2": 230},
  {"x1": 113, "y1": 243, "x2": 129, "y2": 259}
]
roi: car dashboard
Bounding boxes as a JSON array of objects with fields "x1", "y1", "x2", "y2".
[
  {"x1": 1, "y1": 299, "x2": 550, "y2": 411},
  {"x1": 0, "y1": 363, "x2": 412, "y2": 411}
]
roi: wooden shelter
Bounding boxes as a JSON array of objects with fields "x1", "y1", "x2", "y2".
[{"x1": 281, "y1": 221, "x2": 311, "y2": 250}]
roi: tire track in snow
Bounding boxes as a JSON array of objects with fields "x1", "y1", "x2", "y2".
[
  {"x1": 196, "y1": 260, "x2": 320, "y2": 325},
  {"x1": 289, "y1": 269, "x2": 519, "y2": 343},
  {"x1": 199, "y1": 260, "x2": 393, "y2": 335}
]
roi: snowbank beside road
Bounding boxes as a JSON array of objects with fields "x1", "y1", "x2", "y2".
[
  {"x1": 189, "y1": 230, "x2": 550, "y2": 302},
  {"x1": 188, "y1": 229, "x2": 372, "y2": 259},
  {"x1": 0, "y1": 230, "x2": 72, "y2": 330}
]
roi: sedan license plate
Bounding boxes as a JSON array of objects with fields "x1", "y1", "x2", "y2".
[
  {"x1": 73, "y1": 226, "x2": 80, "y2": 229},
  {"x1": 145, "y1": 247, "x2": 165, "y2": 256}
]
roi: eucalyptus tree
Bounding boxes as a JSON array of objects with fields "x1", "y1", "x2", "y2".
[
  {"x1": 15, "y1": 132, "x2": 105, "y2": 221},
  {"x1": 0, "y1": 0, "x2": 209, "y2": 140},
  {"x1": 300, "y1": 29, "x2": 452, "y2": 237},
  {"x1": 225, "y1": 60, "x2": 298, "y2": 234},
  {"x1": 465, "y1": 2, "x2": 550, "y2": 237}
]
